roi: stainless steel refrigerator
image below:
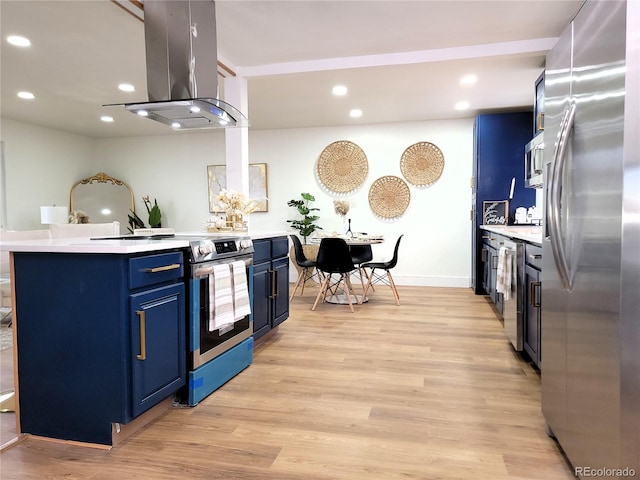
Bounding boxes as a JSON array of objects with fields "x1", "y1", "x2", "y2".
[{"x1": 542, "y1": 0, "x2": 639, "y2": 477}]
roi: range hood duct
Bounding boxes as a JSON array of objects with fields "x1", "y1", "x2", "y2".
[{"x1": 124, "y1": 0, "x2": 248, "y2": 130}]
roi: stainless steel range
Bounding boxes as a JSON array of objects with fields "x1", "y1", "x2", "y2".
[{"x1": 176, "y1": 235, "x2": 254, "y2": 406}]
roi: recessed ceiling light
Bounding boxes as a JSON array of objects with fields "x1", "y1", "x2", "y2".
[
  {"x1": 171, "y1": 122, "x2": 181, "y2": 128},
  {"x1": 349, "y1": 109, "x2": 363, "y2": 118},
  {"x1": 459, "y1": 74, "x2": 478, "y2": 86},
  {"x1": 17, "y1": 91, "x2": 35, "y2": 100},
  {"x1": 455, "y1": 101, "x2": 470, "y2": 111},
  {"x1": 190, "y1": 106, "x2": 201, "y2": 113},
  {"x1": 137, "y1": 110, "x2": 149, "y2": 117},
  {"x1": 332, "y1": 85, "x2": 348, "y2": 96},
  {"x1": 118, "y1": 83, "x2": 135, "y2": 92},
  {"x1": 100, "y1": 116, "x2": 114, "y2": 123},
  {"x1": 7, "y1": 35, "x2": 31, "y2": 47}
]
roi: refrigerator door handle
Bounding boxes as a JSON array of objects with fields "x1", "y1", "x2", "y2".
[{"x1": 548, "y1": 101, "x2": 576, "y2": 290}]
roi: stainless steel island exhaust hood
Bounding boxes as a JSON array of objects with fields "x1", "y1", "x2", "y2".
[{"x1": 124, "y1": 0, "x2": 248, "y2": 130}]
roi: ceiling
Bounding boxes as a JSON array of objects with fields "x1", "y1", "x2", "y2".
[{"x1": 0, "y1": 0, "x2": 584, "y2": 138}]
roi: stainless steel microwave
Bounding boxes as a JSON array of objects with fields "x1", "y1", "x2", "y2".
[{"x1": 524, "y1": 133, "x2": 544, "y2": 188}]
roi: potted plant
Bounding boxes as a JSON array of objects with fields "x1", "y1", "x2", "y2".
[{"x1": 287, "y1": 192, "x2": 322, "y2": 244}]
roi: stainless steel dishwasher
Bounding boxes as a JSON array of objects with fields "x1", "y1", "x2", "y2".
[{"x1": 500, "y1": 238, "x2": 524, "y2": 351}]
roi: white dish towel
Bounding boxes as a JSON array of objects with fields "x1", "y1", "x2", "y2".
[
  {"x1": 208, "y1": 264, "x2": 234, "y2": 331},
  {"x1": 231, "y1": 260, "x2": 252, "y2": 320},
  {"x1": 495, "y1": 246, "x2": 512, "y2": 301}
]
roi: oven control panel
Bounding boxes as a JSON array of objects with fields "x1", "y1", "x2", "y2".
[
  {"x1": 188, "y1": 236, "x2": 253, "y2": 263},
  {"x1": 215, "y1": 241, "x2": 238, "y2": 254}
]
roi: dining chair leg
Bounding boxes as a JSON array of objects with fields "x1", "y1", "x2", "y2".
[
  {"x1": 299, "y1": 267, "x2": 311, "y2": 296},
  {"x1": 360, "y1": 268, "x2": 375, "y2": 303},
  {"x1": 290, "y1": 269, "x2": 306, "y2": 301},
  {"x1": 343, "y1": 274, "x2": 355, "y2": 313},
  {"x1": 356, "y1": 267, "x2": 368, "y2": 293},
  {"x1": 312, "y1": 275, "x2": 331, "y2": 310},
  {"x1": 386, "y1": 270, "x2": 400, "y2": 306}
]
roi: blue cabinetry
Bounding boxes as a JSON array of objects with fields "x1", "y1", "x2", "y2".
[
  {"x1": 472, "y1": 112, "x2": 535, "y2": 294},
  {"x1": 13, "y1": 250, "x2": 186, "y2": 445},
  {"x1": 523, "y1": 243, "x2": 542, "y2": 368},
  {"x1": 252, "y1": 237, "x2": 289, "y2": 339}
]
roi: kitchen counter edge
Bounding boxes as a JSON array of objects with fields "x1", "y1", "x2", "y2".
[
  {"x1": 480, "y1": 225, "x2": 542, "y2": 245},
  {"x1": 0, "y1": 230, "x2": 289, "y2": 254}
]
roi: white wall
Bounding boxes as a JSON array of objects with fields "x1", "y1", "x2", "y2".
[
  {"x1": 2, "y1": 116, "x2": 475, "y2": 287},
  {"x1": 0, "y1": 118, "x2": 97, "y2": 230}
]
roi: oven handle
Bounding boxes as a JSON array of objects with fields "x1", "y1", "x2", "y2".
[{"x1": 192, "y1": 256, "x2": 253, "y2": 278}]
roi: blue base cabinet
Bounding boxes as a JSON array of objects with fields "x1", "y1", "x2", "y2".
[
  {"x1": 472, "y1": 112, "x2": 535, "y2": 294},
  {"x1": 252, "y1": 236, "x2": 289, "y2": 339},
  {"x1": 13, "y1": 250, "x2": 186, "y2": 445}
]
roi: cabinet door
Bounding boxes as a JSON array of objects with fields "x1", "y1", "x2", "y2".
[
  {"x1": 252, "y1": 261, "x2": 271, "y2": 338},
  {"x1": 524, "y1": 264, "x2": 542, "y2": 367},
  {"x1": 272, "y1": 257, "x2": 290, "y2": 327},
  {"x1": 130, "y1": 283, "x2": 186, "y2": 417}
]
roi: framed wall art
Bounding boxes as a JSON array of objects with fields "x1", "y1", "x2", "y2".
[
  {"x1": 482, "y1": 200, "x2": 509, "y2": 225},
  {"x1": 207, "y1": 163, "x2": 268, "y2": 213}
]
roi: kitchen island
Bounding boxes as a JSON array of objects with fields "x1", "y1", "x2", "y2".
[{"x1": 1, "y1": 231, "x2": 287, "y2": 447}]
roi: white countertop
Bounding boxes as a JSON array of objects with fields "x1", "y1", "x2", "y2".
[
  {"x1": 0, "y1": 230, "x2": 289, "y2": 254},
  {"x1": 480, "y1": 225, "x2": 543, "y2": 245}
]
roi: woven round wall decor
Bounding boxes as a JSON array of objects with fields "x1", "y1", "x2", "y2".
[
  {"x1": 316, "y1": 140, "x2": 368, "y2": 194},
  {"x1": 400, "y1": 141, "x2": 445, "y2": 187},
  {"x1": 368, "y1": 175, "x2": 411, "y2": 219}
]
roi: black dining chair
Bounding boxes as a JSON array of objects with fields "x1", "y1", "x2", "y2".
[
  {"x1": 312, "y1": 238, "x2": 358, "y2": 313},
  {"x1": 289, "y1": 234, "x2": 321, "y2": 301},
  {"x1": 360, "y1": 235, "x2": 404, "y2": 306},
  {"x1": 349, "y1": 244, "x2": 373, "y2": 291}
]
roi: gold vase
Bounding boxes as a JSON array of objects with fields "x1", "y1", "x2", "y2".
[{"x1": 226, "y1": 213, "x2": 244, "y2": 230}]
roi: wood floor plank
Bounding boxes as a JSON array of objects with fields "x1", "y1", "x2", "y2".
[{"x1": 0, "y1": 286, "x2": 574, "y2": 479}]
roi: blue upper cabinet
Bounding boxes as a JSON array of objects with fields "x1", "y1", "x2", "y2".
[
  {"x1": 474, "y1": 112, "x2": 535, "y2": 223},
  {"x1": 534, "y1": 71, "x2": 545, "y2": 135},
  {"x1": 472, "y1": 112, "x2": 535, "y2": 294}
]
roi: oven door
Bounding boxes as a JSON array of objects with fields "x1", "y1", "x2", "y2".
[{"x1": 188, "y1": 255, "x2": 253, "y2": 369}]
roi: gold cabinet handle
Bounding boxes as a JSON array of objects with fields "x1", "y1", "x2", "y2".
[
  {"x1": 144, "y1": 263, "x2": 181, "y2": 273},
  {"x1": 528, "y1": 254, "x2": 542, "y2": 261},
  {"x1": 530, "y1": 281, "x2": 541, "y2": 308},
  {"x1": 537, "y1": 112, "x2": 545, "y2": 131},
  {"x1": 491, "y1": 255, "x2": 498, "y2": 269},
  {"x1": 269, "y1": 270, "x2": 276, "y2": 298},
  {"x1": 274, "y1": 269, "x2": 279, "y2": 297},
  {"x1": 136, "y1": 310, "x2": 146, "y2": 360}
]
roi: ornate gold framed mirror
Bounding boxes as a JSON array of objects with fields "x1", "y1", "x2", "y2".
[{"x1": 69, "y1": 172, "x2": 134, "y2": 233}]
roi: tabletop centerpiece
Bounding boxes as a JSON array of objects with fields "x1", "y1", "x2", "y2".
[{"x1": 209, "y1": 189, "x2": 260, "y2": 232}]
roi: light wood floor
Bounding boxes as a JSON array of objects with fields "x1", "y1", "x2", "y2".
[{"x1": 0, "y1": 286, "x2": 574, "y2": 479}]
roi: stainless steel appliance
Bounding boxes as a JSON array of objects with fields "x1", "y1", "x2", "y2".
[
  {"x1": 524, "y1": 132, "x2": 544, "y2": 188},
  {"x1": 542, "y1": 0, "x2": 639, "y2": 476},
  {"x1": 500, "y1": 239, "x2": 524, "y2": 351},
  {"x1": 178, "y1": 235, "x2": 255, "y2": 406}
]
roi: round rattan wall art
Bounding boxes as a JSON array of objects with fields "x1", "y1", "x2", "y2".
[
  {"x1": 368, "y1": 175, "x2": 411, "y2": 219},
  {"x1": 316, "y1": 140, "x2": 368, "y2": 194},
  {"x1": 400, "y1": 141, "x2": 445, "y2": 187}
]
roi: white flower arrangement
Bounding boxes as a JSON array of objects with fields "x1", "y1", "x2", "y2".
[{"x1": 216, "y1": 189, "x2": 260, "y2": 216}]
